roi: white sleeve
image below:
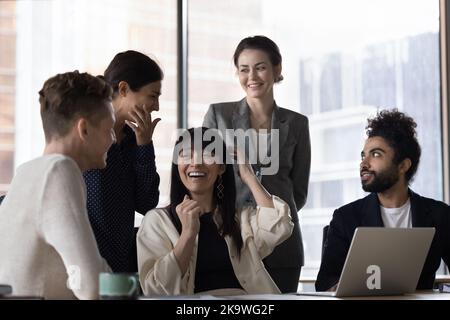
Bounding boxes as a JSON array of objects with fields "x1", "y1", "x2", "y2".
[
  {"x1": 137, "y1": 212, "x2": 190, "y2": 296},
  {"x1": 241, "y1": 195, "x2": 294, "y2": 259},
  {"x1": 40, "y1": 159, "x2": 110, "y2": 300}
]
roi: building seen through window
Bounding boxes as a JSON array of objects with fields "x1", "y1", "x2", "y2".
[{"x1": 0, "y1": 0, "x2": 444, "y2": 277}]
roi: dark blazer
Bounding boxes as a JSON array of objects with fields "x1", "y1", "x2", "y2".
[
  {"x1": 203, "y1": 98, "x2": 311, "y2": 269},
  {"x1": 316, "y1": 190, "x2": 450, "y2": 291}
]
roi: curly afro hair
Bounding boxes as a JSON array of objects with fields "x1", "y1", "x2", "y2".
[{"x1": 366, "y1": 109, "x2": 421, "y2": 183}]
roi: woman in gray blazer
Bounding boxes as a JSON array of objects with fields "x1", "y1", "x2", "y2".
[{"x1": 203, "y1": 35, "x2": 311, "y2": 293}]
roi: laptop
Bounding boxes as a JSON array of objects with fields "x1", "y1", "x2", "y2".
[{"x1": 298, "y1": 227, "x2": 435, "y2": 297}]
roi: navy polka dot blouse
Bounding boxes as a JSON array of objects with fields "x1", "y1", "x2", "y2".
[{"x1": 83, "y1": 125, "x2": 160, "y2": 272}]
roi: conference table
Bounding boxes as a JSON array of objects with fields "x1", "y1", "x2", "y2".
[
  {"x1": 139, "y1": 289, "x2": 450, "y2": 300},
  {"x1": 224, "y1": 290, "x2": 450, "y2": 300}
]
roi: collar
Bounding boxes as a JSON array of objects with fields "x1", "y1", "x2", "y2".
[
  {"x1": 362, "y1": 189, "x2": 432, "y2": 227},
  {"x1": 231, "y1": 98, "x2": 289, "y2": 152}
]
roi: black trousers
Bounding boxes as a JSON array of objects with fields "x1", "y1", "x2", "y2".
[{"x1": 266, "y1": 267, "x2": 302, "y2": 293}]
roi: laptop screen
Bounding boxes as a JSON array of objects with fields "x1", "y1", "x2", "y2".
[{"x1": 334, "y1": 227, "x2": 435, "y2": 297}]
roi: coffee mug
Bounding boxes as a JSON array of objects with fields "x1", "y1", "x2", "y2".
[{"x1": 99, "y1": 272, "x2": 139, "y2": 300}]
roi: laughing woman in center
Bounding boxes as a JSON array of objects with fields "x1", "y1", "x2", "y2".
[{"x1": 137, "y1": 127, "x2": 293, "y2": 295}]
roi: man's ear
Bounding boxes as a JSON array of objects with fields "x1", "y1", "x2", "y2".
[
  {"x1": 118, "y1": 81, "x2": 129, "y2": 98},
  {"x1": 76, "y1": 118, "x2": 89, "y2": 142},
  {"x1": 399, "y1": 158, "x2": 412, "y2": 176},
  {"x1": 219, "y1": 164, "x2": 226, "y2": 175}
]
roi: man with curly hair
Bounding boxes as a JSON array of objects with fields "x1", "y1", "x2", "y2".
[
  {"x1": 315, "y1": 109, "x2": 450, "y2": 292},
  {"x1": 0, "y1": 71, "x2": 114, "y2": 299}
]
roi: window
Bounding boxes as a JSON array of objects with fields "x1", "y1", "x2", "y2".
[
  {"x1": 187, "y1": 0, "x2": 442, "y2": 277},
  {"x1": 0, "y1": 0, "x2": 445, "y2": 279},
  {"x1": 0, "y1": 0, "x2": 177, "y2": 208},
  {"x1": 0, "y1": 1, "x2": 15, "y2": 194}
]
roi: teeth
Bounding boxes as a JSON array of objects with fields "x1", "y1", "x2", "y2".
[
  {"x1": 248, "y1": 84, "x2": 261, "y2": 88},
  {"x1": 188, "y1": 172, "x2": 206, "y2": 177}
]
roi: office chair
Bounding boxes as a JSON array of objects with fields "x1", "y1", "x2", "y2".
[{"x1": 321, "y1": 225, "x2": 330, "y2": 259}]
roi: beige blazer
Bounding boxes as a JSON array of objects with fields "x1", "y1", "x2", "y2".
[
  {"x1": 137, "y1": 196, "x2": 293, "y2": 296},
  {"x1": 203, "y1": 98, "x2": 311, "y2": 268}
]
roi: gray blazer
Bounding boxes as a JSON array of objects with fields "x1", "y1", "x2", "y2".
[{"x1": 203, "y1": 98, "x2": 311, "y2": 268}]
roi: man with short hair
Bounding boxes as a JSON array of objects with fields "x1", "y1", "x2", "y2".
[
  {"x1": 0, "y1": 71, "x2": 115, "y2": 299},
  {"x1": 316, "y1": 109, "x2": 450, "y2": 291}
]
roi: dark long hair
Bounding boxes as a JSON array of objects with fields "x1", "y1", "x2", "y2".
[
  {"x1": 167, "y1": 127, "x2": 243, "y2": 256},
  {"x1": 104, "y1": 50, "x2": 163, "y2": 97}
]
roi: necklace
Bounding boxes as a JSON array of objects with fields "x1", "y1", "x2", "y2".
[{"x1": 250, "y1": 115, "x2": 271, "y2": 130}]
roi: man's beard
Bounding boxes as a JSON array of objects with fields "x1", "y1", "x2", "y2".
[{"x1": 361, "y1": 165, "x2": 399, "y2": 193}]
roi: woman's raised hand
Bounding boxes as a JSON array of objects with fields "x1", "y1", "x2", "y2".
[
  {"x1": 235, "y1": 148, "x2": 257, "y2": 186},
  {"x1": 175, "y1": 195, "x2": 202, "y2": 238}
]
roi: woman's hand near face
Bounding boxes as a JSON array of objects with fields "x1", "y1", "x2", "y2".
[
  {"x1": 235, "y1": 149, "x2": 258, "y2": 186},
  {"x1": 125, "y1": 104, "x2": 161, "y2": 145},
  {"x1": 173, "y1": 195, "x2": 201, "y2": 275},
  {"x1": 236, "y1": 149, "x2": 274, "y2": 208},
  {"x1": 176, "y1": 195, "x2": 201, "y2": 239}
]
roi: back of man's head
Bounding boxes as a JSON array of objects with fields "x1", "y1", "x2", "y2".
[
  {"x1": 39, "y1": 71, "x2": 113, "y2": 142},
  {"x1": 366, "y1": 109, "x2": 421, "y2": 183}
]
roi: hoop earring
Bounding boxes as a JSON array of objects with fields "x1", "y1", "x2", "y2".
[{"x1": 217, "y1": 175, "x2": 224, "y2": 200}]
